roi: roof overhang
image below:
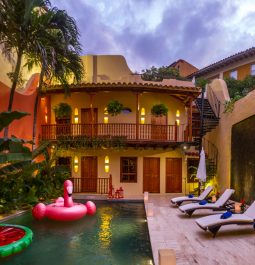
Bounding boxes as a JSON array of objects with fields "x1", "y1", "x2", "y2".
[{"x1": 42, "y1": 82, "x2": 201, "y2": 105}]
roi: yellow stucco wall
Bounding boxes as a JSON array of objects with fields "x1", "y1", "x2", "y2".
[
  {"x1": 223, "y1": 62, "x2": 252, "y2": 80},
  {"x1": 50, "y1": 92, "x2": 187, "y2": 126},
  {"x1": 206, "y1": 79, "x2": 255, "y2": 192},
  {"x1": 58, "y1": 148, "x2": 187, "y2": 196},
  {"x1": 81, "y1": 55, "x2": 133, "y2": 83}
]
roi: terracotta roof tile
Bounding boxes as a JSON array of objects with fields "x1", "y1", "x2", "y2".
[{"x1": 189, "y1": 47, "x2": 255, "y2": 78}]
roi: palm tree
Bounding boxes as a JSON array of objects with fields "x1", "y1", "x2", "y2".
[
  {"x1": 25, "y1": 7, "x2": 83, "y2": 149},
  {"x1": 0, "y1": 0, "x2": 51, "y2": 138}
]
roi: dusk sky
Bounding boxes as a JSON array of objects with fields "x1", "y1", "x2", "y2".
[{"x1": 51, "y1": 0, "x2": 255, "y2": 73}]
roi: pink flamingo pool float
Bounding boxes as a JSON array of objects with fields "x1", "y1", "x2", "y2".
[{"x1": 32, "y1": 180, "x2": 96, "y2": 221}]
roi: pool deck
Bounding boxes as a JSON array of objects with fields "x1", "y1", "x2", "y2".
[{"x1": 146, "y1": 194, "x2": 255, "y2": 265}]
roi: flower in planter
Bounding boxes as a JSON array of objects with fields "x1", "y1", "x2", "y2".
[
  {"x1": 151, "y1": 103, "x2": 168, "y2": 116},
  {"x1": 240, "y1": 199, "x2": 246, "y2": 212}
]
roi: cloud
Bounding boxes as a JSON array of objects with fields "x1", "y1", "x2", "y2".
[{"x1": 51, "y1": 0, "x2": 255, "y2": 72}]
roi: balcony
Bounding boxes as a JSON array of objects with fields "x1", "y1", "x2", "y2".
[{"x1": 41, "y1": 123, "x2": 189, "y2": 147}]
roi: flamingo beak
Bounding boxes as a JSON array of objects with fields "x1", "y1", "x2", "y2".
[{"x1": 66, "y1": 186, "x2": 73, "y2": 197}]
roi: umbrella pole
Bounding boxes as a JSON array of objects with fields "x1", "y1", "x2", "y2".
[{"x1": 198, "y1": 85, "x2": 206, "y2": 195}]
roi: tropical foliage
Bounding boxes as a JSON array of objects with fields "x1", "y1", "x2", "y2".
[
  {"x1": 141, "y1": 66, "x2": 186, "y2": 81},
  {"x1": 151, "y1": 103, "x2": 168, "y2": 116},
  {"x1": 223, "y1": 75, "x2": 255, "y2": 113},
  {"x1": 0, "y1": 112, "x2": 69, "y2": 214},
  {"x1": 106, "y1": 100, "x2": 124, "y2": 116},
  {"x1": 0, "y1": 0, "x2": 51, "y2": 137},
  {"x1": 53, "y1": 103, "x2": 72, "y2": 119}
]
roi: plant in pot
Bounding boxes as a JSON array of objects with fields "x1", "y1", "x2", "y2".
[
  {"x1": 151, "y1": 103, "x2": 168, "y2": 116},
  {"x1": 106, "y1": 100, "x2": 123, "y2": 116},
  {"x1": 53, "y1": 103, "x2": 72, "y2": 123}
]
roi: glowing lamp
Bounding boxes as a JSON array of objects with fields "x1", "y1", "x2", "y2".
[
  {"x1": 176, "y1": 119, "x2": 180, "y2": 126},
  {"x1": 105, "y1": 165, "x2": 109, "y2": 173},
  {"x1": 104, "y1": 117, "x2": 109, "y2": 124},
  {"x1": 144, "y1": 192, "x2": 149, "y2": 202},
  {"x1": 74, "y1": 156, "x2": 79, "y2": 173},
  {"x1": 104, "y1": 107, "x2": 108, "y2": 115},
  {"x1": 176, "y1": 110, "x2": 180, "y2": 117},
  {"x1": 74, "y1": 108, "x2": 79, "y2": 123},
  {"x1": 141, "y1": 107, "x2": 145, "y2": 116},
  {"x1": 105, "y1": 156, "x2": 109, "y2": 164},
  {"x1": 140, "y1": 117, "x2": 145, "y2": 124},
  {"x1": 45, "y1": 115, "x2": 48, "y2": 123}
]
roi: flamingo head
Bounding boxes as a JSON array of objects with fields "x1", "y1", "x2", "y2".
[{"x1": 64, "y1": 180, "x2": 73, "y2": 197}]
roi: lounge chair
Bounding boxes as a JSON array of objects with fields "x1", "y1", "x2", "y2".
[
  {"x1": 170, "y1": 186, "x2": 213, "y2": 206},
  {"x1": 196, "y1": 201, "x2": 255, "y2": 237},
  {"x1": 179, "y1": 189, "x2": 235, "y2": 216}
]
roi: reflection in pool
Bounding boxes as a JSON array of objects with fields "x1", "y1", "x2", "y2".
[{"x1": 1, "y1": 202, "x2": 154, "y2": 265}]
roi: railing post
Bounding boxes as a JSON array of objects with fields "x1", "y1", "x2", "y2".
[{"x1": 135, "y1": 93, "x2": 140, "y2": 140}]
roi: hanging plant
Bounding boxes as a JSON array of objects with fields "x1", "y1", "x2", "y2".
[
  {"x1": 53, "y1": 103, "x2": 72, "y2": 119},
  {"x1": 106, "y1": 100, "x2": 123, "y2": 116},
  {"x1": 151, "y1": 103, "x2": 168, "y2": 116}
]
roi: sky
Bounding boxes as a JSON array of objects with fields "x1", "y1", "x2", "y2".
[{"x1": 51, "y1": 0, "x2": 255, "y2": 73}]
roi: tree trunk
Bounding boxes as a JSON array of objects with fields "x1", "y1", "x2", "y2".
[
  {"x1": 4, "y1": 50, "x2": 23, "y2": 139},
  {"x1": 32, "y1": 69, "x2": 44, "y2": 151}
]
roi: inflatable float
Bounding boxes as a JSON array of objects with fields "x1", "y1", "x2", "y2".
[
  {"x1": 0, "y1": 224, "x2": 33, "y2": 258},
  {"x1": 32, "y1": 180, "x2": 96, "y2": 221}
]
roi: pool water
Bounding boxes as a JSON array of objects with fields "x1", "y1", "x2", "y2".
[{"x1": 1, "y1": 202, "x2": 154, "y2": 265}]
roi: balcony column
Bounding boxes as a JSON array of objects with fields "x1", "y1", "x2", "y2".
[
  {"x1": 135, "y1": 92, "x2": 141, "y2": 140},
  {"x1": 188, "y1": 98, "x2": 193, "y2": 142},
  {"x1": 89, "y1": 93, "x2": 96, "y2": 137}
]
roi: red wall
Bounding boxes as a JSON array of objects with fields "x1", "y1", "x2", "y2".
[{"x1": 0, "y1": 81, "x2": 41, "y2": 143}]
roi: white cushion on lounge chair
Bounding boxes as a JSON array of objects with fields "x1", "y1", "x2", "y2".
[
  {"x1": 196, "y1": 201, "x2": 255, "y2": 231},
  {"x1": 171, "y1": 186, "x2": 213, "y2": 205},
  {"x1": 179, "y1": 189, "x2": 235, "y2": 213}
]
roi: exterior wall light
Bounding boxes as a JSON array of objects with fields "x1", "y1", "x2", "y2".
[
  {"x1": 104, "y1": 107, "x2": 109, "y2": 124},
  {"x1": 74, "y1": 108, "x2": 79, "y2": 124},
  {"x1": 176, "y1": 110, "x2": 180, "y2": 126},
  {"x1": 141, "y1": 107, "x2": 146, "y2": 116},
  {"x1": 105, "y1": 156, "x2": 110, "y2": 173},
  {"x1": 140, "y1": 107, "x2": 145, "y2": 124},
  {"x1": 44, "y1": 105, "x2": 48, "y2": 123},
  {"x1": 104, "y1": 116, "x2": 109, "y2": 124},
  {"x1": 74, "y1": 156, "x2": 79, "y2": 173}
]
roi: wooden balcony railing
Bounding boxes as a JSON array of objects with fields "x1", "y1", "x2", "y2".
[
  {"x1": 41, "y1": 123, "x2": 186, "y2": 142},
  {"x1": 70, "y1": 177, "x2": 109, "y2": 194}
]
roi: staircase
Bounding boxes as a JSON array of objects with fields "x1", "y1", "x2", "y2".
[
  {"x1": 195, "y1": 98, "x2": 220, "y2": 135},
  {"x1": 192, "y1": 97, "x2": 220, "y2": 180}
]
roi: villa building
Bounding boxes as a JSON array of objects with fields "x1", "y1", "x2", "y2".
[
  {"x1": 38, "y1": 55, "x2": 206, "y2": 196},
  {"x1": 168, "y1": 59, "x2": 198, "y2": 77},
  {"x1": 189, "y1": 47, "x2": 255, "y2": 81}
]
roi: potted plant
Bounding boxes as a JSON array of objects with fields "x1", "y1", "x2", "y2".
[
  {"x1": 53, "y1": 103, "x2": 72, "y2": 119},
  {"x1": 151, "y1": 103, "x2": 168, "y2": 116},
  {"x1": 106, "y1": 100, "x2": 123, "y2": 116}
]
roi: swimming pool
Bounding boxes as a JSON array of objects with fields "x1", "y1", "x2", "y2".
[{"x1": 1, "y1": 201, "x2": 154, "y2": 265}]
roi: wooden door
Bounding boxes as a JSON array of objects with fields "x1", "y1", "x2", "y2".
[
  {"x1": 143, "y1": 157, "x2": 160, "y2": 193},
  {"x1": 151, "y1": 115, "x2": 167, "y2": 140},
  {"x1": 81, "y1": 108, "x2": 98, "y2": 136},
  {"x1": 166, "y1": 158, "x2": 182, "y2": 193},
  {"x1": 81, "y1": 156, "x2": 97, "y2": 192}
]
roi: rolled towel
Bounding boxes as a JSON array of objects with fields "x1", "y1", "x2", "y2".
[
  {"x1": 220, "y1": 211, "x2": 232, "y2": 219},
  {"x1": 188, "y1": 194, "x2": 194, "y2": 198},
  {"x1": 199, "y1": 200, "x2": 207, "y2": 205}
]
